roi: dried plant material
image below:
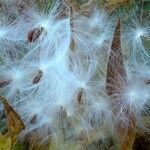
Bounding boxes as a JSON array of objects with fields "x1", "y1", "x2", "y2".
[
  {"x1": 0, "y1": 133, "x2": 11, "y2": 150},
  {"x1": 119, "y1": 120, "x2": 136, "y2": 150},
  {"x1": 116, "y1": 111, "x2": 136, "y2": 150},
  {"x1": 0, "y1": 96, "x2": 25, "y2": 148},
  {"x1": 106, "y1": 19, "x2": 136, "y2": 150},
  {"x1": 104, "y1": 0, "x2": 130, "y2": 12},
  {"x1": 133, "y1": 132, "x2": 150, "y2": 150},
  {"x1": 106, "y1": 19, "x2": 127, "y2": 96},
  {"x1": 27, "y1": 26, "x2": 44, "y2": 42},
  {"x1": 32, "y1": 70, "x2": 43, "y2": 84},
  {"x1": 0, "y1": 79, "x2": 12, "y2": 88},
  {"x1": 23, "y1": 130, "x2": 50, "y2": 150}
]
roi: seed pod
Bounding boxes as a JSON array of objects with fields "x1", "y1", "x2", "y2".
[
  {"x1": 106, "y1": 19, "x2": 136, "y2": 150},
  {"x1": 106, "y1": 19, "x2": 127, "y2": 96}
]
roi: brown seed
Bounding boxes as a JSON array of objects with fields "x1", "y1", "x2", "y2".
[
  {"x1": 32, "y1": 70, "x2": 43, "y2": 84},
  {"x1": 0, "y1": 79, "x2": 12, "y2": 88},
  {"x1": 27, "y1": 27, "x2": 44, "y2": 42},
  {"x1": 30, "y1": 114, "x2": 38, "y2": 124},
  {"x1": 77, "y1": 88, "x2": 83, "y2": 104}
]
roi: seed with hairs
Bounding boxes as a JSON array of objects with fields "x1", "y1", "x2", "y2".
[
  {"x1": 0, "y1": 79, "x2": 12, "y2": 88},
  {"x1": 77, "y1": 89, "x2": 83, "y2": 104},
  {"x1": 32, "y1": 70, "x2": 43, "y2": 84},
  {"x1": 27, "y1": 27, "x2": 44, "y2": 42},
  {"x1": 30, "y1": 114, "x2": 38, "y2": 124}
]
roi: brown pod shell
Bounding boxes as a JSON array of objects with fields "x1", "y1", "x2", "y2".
[{"x1": 106, "y1": 19, "x2": 136, "y2": 150}]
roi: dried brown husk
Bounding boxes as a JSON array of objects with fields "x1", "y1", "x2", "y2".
[
  {"x1": 106, "y1": 19, "x2": 136, "y2": 150},
  {"x1": 0, "y1": 96, "x2": 25, "y2": 149}
]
